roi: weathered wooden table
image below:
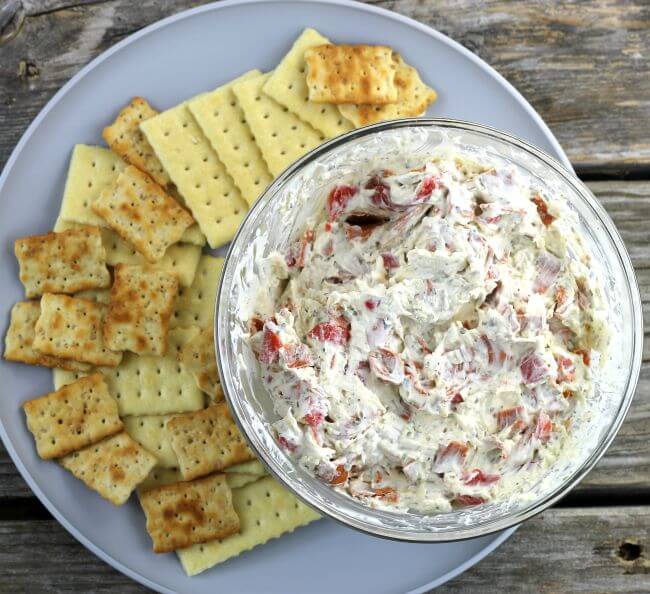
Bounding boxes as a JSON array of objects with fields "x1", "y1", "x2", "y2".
[{"x1": 1, "y1": 1, "x2": 648, "y2": 592}]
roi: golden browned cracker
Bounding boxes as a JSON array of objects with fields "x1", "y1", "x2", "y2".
[
  {"x1": 33, "y1": 293, "x2": 122, "y2": 367},
  {"x1": 23, "y1": 373, "x2": 122, "y2": 459},
  {"x1": 168, "y1": 402, "x2": 255, "y2": 481},
  {"x1": 60, "y1": 431, "x2": 157, "y2": 505},
  {"x1": 92, "y1": 165, "x2": 194, "y2": 262},
  {"x1": 104, "y1": 264, "x2": 179, "y2": 356},
  {"x1": 102, "y1": 97, "x2": 170, "y2": 187},
  {"x1": 4, "y1": 301, "x2": 91, "y2": 371},
  {"x1": 14, "y1": 226, "x2": 110, "y2": 298},
  {"x1": 305, "y1": 44, "x2": 398, "y2": 104},
  {"x1": 339, "y1": 55, "x2": 437, "y2": 126},
  {"x1": 139, "y1": 473, "x2": 240, "y2": 553},
  {"x1": 178, "y1": 477, "x2": 319, "y2": 575}
]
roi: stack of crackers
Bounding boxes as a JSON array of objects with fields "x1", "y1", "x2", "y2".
[{"x1": 3, "y1": 27, "x2": 436, "y2": 577}]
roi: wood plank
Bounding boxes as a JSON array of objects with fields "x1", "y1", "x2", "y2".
[
  {"x1": 1, "y1": 180, "x2": 649, "y2": 499},
  {"x1": 0, "y1": 507, "x2": 648, "y2": 593},
  {"x1": 0, "y1": 0, "x2": 648, "y2": 170},
  {"x1": 437, "y1": 506, "x2": 650, "y2": 594}
]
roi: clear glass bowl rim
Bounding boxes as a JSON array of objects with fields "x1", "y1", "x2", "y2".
[{"x1": 216, "y1": 118, "x2": 644, "y2": 542}]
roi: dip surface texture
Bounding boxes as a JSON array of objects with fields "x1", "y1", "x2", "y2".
[{"x1": 250, "y1": 154, "x2": 607, "y2": 513}]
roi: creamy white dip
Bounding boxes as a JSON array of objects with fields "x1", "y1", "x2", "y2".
[{"x1": 248, "y1": 153, "x2": 608, "y2": 513}]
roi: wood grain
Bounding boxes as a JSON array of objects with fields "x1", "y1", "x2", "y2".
[
  {"x1": 0, "y1": 0, "x2": 649, "y2": 172},
  {"x1": 0, "y1": 507, "x2": 647, "y2": 593}
]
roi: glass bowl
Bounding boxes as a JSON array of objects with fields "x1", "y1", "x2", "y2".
[{"x1": 216, "y1": 119, "x2": 643, "y2": 541}]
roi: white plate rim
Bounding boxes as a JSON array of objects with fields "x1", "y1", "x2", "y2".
[{"x1": 0, "y1": 0, "x2": 574, "y2": 591}]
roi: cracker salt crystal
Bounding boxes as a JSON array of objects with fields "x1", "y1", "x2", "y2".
[
  {"x1": 140, "y1": 103, "x2": 248, "y2": 248},
  {"x1": 4, "y1": 301, "x2": 91, "y2": 371},
  {"x1": 263, "y1": 28, "x2": 354, "y2": 137},
  {"x1": 139, "y1": 473, "x2": 240, "y2": 553},
  {"x1": 60, "y1": 431, "x2": 157, "y2": 505},
  {"x1": 188, "y1": 71, "x2": 274, "y2": 207},
  {"x1": 305, "y1": 44, "x2": 398, "y2": 104},
  {"x1": 178, "y1": 476, "x2": 319, "y2": 575},
  {"x1": 33, "y1": 293, "x2": 122, "y2": 367},
  {"x1": 14, "y1": 225, "x2": 110, "y2": 298},
  {"x1": 233, "y1": 72, "x2": 324, "y2": 177},
  {"x1": 104, "y1": 264, "x2": 179, "y2": 356},
  {"x1": 167, "y1": 402, "x2": 255, "y2": 481},
  {"x1": 23, "y1": 373, "x2": 122, "y2": 459},
  {"x1": 102, "y1": 97, "x2": 171, "y2": 187},
  {"x1": 92, "y1": 165, "x2": 194, "y2": 262}
]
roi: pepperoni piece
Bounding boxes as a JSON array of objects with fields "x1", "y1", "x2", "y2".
[
  {"x1": 435, "y1": 441, "x2": 469, "y2": 470},
  {"x1": 303, "y1": 410, "x2": 325, "y2": 426},
  {"x1": 259, "y1": 328, "x2": 282, "y2": 364},
  {"x1": 373, "y1": 487, "x2": 399, "y2": 502},
  {"x1": 454, "y1": 494, "x2": 486, "y2": 506},
  {"x1": 381, "y1": 253, "x2": 399, "y2": 269},
  {"x1": 368, "y1": 348, "x2": 405, "y2": 385},
  {"x1": 533, "y1": 252, "x2": 561, "y2": 294},
  {"x1": 365, "y1": 174, "x2": 391, "y2": 207},
  {"x1": 330, "y1": 465, "x2": 348, "y2": 485},
  {"x1": 283, "y1": 343, "x2": 313, "y2": 368},
  {"x1": 555, "y1": 355, "x2": 576, "y2": 383},
  {"x1": 520, "y1": 352, "x2": 549, "y2": 385},
  {"x1": 495, "y1": 406, "x2": 524, "y2": 431},
  {"x1": 534, "y1": 412, "x2": 553, "y2": 443},
  {"x1": 532, "y1": 195, "x2": 555, "y2": 226},
  {"x1": 463, "y1": 469, "x2": 501, "y2": 486},
  {"x1": 327, "y1": 185, "x2": 358, "y2": 221},
  {"x1": 416, "y1": 175, "x2": 440, "y2": 199},
  {"x1": 277, "y1": 435, "x2": 297, "y2": 452},
  {"x1": 307, "y1": 316, "x2": 350, "y2": 346}
]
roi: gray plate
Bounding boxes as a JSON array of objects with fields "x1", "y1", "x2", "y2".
[{"x1": 0, "y1": 1, "x2": 571, "y2": 592}]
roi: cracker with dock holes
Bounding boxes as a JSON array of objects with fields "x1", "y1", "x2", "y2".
[
  {"x1": 23, "y1": 373, "x2": 122, "y2": 459},
  {"x1": 54, "y1": 219, "x2": 202, "y2": 288},
  {"x1": 14, "y1": 225, "x2": 110, "y2": 298},
  {"x1": 168, "y1": 402, "x2": 255, "y2": 481},
  {"x1": 139, "y1": 473, "x2": 240, "y2": 553},
  {"x1": 178, "y1": 327, "x2": 223, "y2": 401},
  {"x1": 57, "y1": 147, "x2": 202, "y2": 246},
  {"x1": 52, "y1": 327, "x2": 205, "y2": 417},
  {"x1": 59, "y1": 145, "x2": 126, "y2": 227},
  {"x1": 92, "y1": 165, "x2": 194, "y2": 262},
  {"x1": 4, "y1": 301, "x2": 90, "y2": 371},
  {"x1": 263, "y1": 28, "x2": 353, "y2": 137},
  {"x1": 60, "y1": 431, "x2": 157, "y2": 505},
  {"x1": 189, "y1": 70, "x2": 273, "y2": 207},
  {"x1": 339, "y1": 55, "x2": 437, "y2": 126},
  {"x1": 102, "y1": 97, "x2": 171, "y2": 187},
  {"x1": 170, "y1": 255, "x2": 223, "y2": 329},
  {"x1": 33, "y1": 293, "x2": 122, "y2": 367},
  {"x1": 123, "y1": 414, "x2": 178, "y2": 468},
  {"x1": 178, "y1": 476, "x2": 320, "y2": 575},
  {"x1": 233, "y1": 72, "x2": 325, "y2": 177},
  {"x1": 305, "y1": 44, "x2": 398, "y2": 105},
  {"x1": 104, "y1": 265, "x2": 179, "y2": 356},
  {"x1": 140, "y1": 103, "x2": 248, "y2": 249}
]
